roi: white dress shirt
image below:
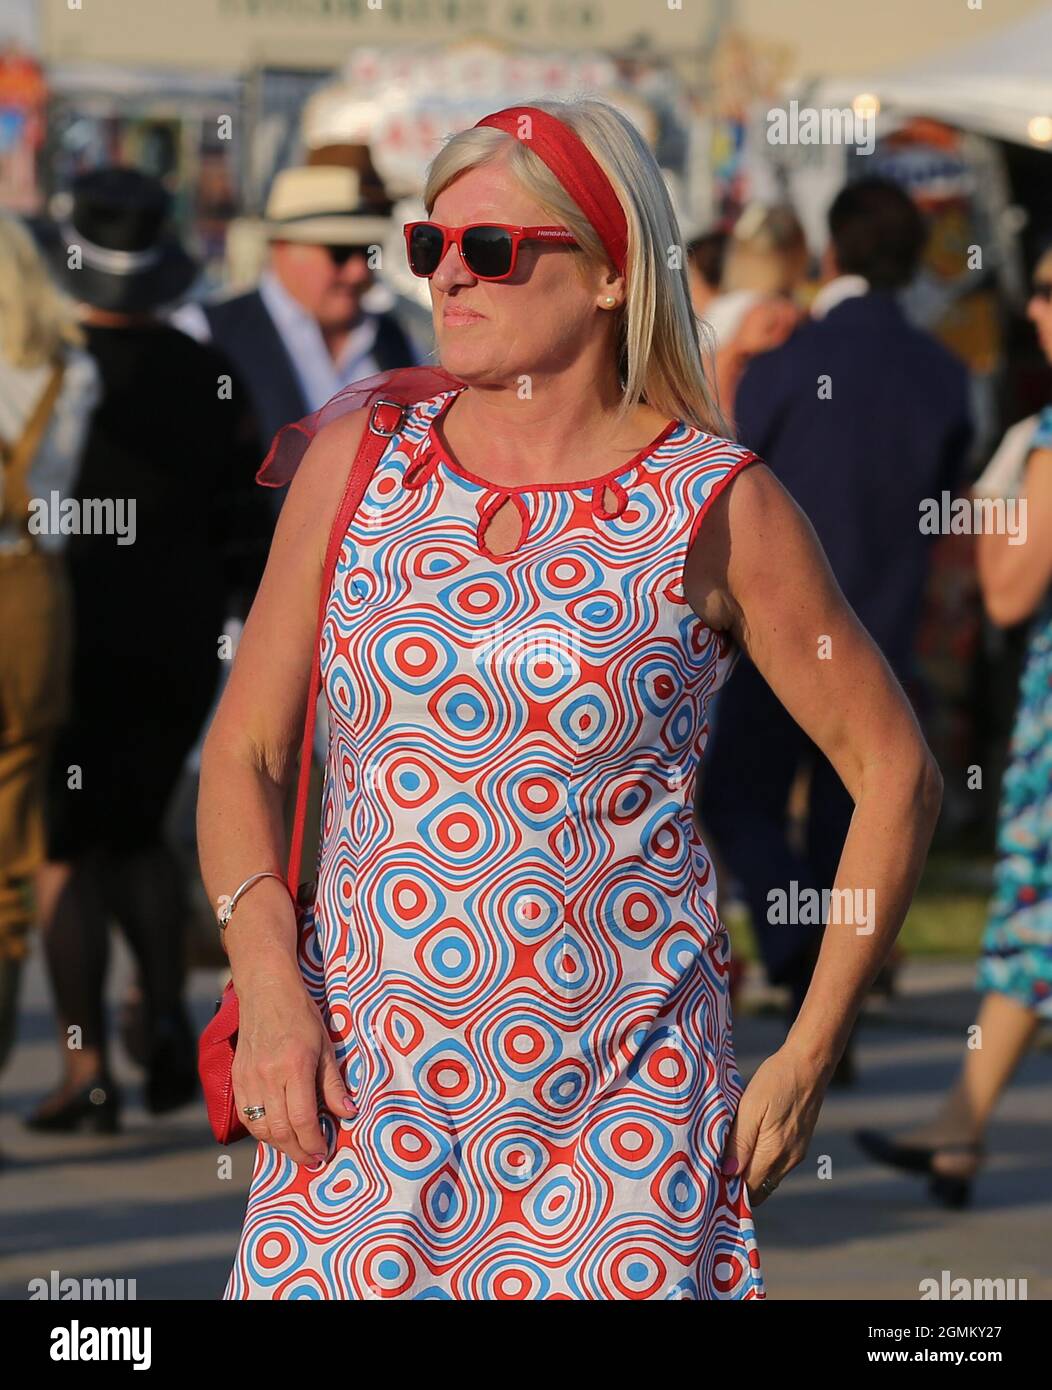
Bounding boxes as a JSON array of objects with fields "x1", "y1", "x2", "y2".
[{"x1": 809, "y1": 274, "x2": 869, "y2": 320}]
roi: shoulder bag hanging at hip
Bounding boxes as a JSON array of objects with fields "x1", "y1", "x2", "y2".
[{"x1": 197, "y1": 392, "x2": 409, "y2": 1144}]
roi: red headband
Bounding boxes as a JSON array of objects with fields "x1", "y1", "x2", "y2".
[{"x1": 473, "y1": 105, "x2": 628, "y2": 277}]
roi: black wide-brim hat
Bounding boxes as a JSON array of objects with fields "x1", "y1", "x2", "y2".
[{"x1": 45, "y1": 166, "x2": 198, "y2": 313}]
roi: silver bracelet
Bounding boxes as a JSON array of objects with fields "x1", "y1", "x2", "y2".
[{"x1": 216, "y1": 871, "x2": 289, "y2": 941}]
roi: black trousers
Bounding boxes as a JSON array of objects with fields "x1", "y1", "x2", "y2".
[{"x1": 699, "y1": 656, "x2": 856, "y2": 997}]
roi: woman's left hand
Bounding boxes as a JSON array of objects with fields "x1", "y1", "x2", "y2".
[{"x1": 719, "y1": 1044, "x2": 831, "y2": 1205}]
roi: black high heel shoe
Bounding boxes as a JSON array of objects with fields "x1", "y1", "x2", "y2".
[
  {"x1": 25, "y1": 1076, "x2": 122, "y2": 1135},
  {"x1": 854, "y1": 1128, "x2": 983, "y2": 1209}
]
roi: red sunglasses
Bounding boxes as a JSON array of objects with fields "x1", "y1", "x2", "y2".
[{"x1": 403, "y1": 221, "x2": 577, "y2": 281}]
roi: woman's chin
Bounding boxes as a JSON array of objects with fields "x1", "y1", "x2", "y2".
[{"x1": 436, "y1": 340, "x2": 502, "y2": 382}]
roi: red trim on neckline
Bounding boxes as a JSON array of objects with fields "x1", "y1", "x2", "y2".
[{"x1": 425, "y1": 387, "x2": 680, "y2": 494}]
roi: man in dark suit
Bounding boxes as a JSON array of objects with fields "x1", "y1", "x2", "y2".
[
  {"x1": 700, "y1": 179, "x2": 973, "y2": 1076},
  {"x1": 174, "y1": 166, "x2": 420, "y2": 478}
]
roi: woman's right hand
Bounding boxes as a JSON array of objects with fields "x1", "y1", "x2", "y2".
[{"x1": 231, "y1": 956, "x2": 357, "y2": 1167}]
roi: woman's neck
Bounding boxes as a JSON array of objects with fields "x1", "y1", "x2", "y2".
[{"x1": 442, "y1": 366, "x2": 663, "y2": 484}]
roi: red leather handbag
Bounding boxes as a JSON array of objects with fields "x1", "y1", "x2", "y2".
[{"x1": 197, "y1": 366, "x2": 465, "y2": 1144}]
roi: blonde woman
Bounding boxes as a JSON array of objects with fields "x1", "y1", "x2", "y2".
[
  {"x1": 0, "y1": 213, "x2": 99, "y2": 1089},
  {"x1": 722, "y1": 203, "x2": 810, "y2": 299},
  {"x1": 199, "y1": 99, "x2": 942, "y2": 1300},
  {"x1": 703, "y1": 204, "x2": 808, "y2": 413}
]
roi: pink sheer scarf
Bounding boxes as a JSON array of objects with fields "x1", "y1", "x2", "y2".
[{"x1": 256, "y1": 365, "x2": 467, "y2": 487}]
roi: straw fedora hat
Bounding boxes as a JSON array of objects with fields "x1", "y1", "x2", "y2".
[{"x1": 263, "y1": 166, "x2": 391, "y2": 246}]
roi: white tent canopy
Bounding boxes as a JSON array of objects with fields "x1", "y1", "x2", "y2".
[{"x1": 804, "y1": 3, "x2": 1052, "y2": 147}]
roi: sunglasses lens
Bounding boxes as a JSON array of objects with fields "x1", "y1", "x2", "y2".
[
  {"x1": 408, "y1": 224, "x2": 445, "y2": 276},
  {"x1": 326, "y1": 245, "x2": 366, "y2": 266},
  {"x1": 461, "y1": 225, "x2": 514, "y2": 278}
]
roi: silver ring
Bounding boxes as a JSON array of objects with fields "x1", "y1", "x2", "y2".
[
  {"x1": 242, "y1": 1104, "x2": 266, "y2": 1122},
  {"x1": 760, "y1": 1175, "x2": 778, "y2": 1197}
]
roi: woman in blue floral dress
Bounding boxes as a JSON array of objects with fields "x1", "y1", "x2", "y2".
[
  {"x1": 857, "y1": 252, "x2": 1052, "y2": 1207},
  {"x1": 978, "y1": 559, "x2": 1052, "y2": 1013}
]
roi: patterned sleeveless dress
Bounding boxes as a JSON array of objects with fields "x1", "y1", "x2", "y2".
[{"x1": 225, "y1": 385, "x2": 766, "y2": 1300}]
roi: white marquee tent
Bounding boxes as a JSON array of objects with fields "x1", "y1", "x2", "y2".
[{"x1": 804, "y1": 3, "x2": 1052, "y2": 148}]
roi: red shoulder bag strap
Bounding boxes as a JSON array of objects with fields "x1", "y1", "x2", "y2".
[{"x1": 285, "y1": 398, "x2": 406, "y2": 889}]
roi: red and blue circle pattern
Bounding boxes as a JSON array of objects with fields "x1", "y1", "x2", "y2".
[{"x1": 225, "y1": 388, "x2": 765, "y2": 1299}]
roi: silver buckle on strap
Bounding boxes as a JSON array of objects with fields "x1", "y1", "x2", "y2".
[{"x1": 369, "y1": 399, "x2": 404, "y2": 437}]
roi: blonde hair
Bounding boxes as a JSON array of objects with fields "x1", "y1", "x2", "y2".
[
  {"x1": 422, "y1": 97, "x2": 729, "y2": 437},
  {"x1": 722, "y1": 203, "x2": 809, "y2": 296},
  {"x1": 0, "y1": 213, "x2": 84, "y2": 369}
]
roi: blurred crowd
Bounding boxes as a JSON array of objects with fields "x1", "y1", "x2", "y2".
[{"x1": 0, "y1": 149, "x2": 1049, "y2": 1201}]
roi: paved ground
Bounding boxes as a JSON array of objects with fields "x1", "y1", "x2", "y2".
[{"x1": 2, "y1": 936, "x2": 1049, "y2": 1300}]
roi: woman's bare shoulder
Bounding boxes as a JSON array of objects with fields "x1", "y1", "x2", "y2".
[
  {"x1": 275, "y1": 406, "x2": 373, "y2": 564},
  {"x1": 683, "y1": 459, "x2": 816, "y2": 628},
  {"x1": 289, "y1": 406, "x2": 372, "y2": 502}
]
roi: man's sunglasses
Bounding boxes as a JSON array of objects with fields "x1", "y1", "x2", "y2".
[
  {"x1": 1030, "y1": 280, "x2": 1052, "y2": 303},
  {"x1": 403, "y1": 221, "x2": 577, "y2": 281},
  {"x1": 323, "y1": 244, "x2": 371, "y2": 267}
]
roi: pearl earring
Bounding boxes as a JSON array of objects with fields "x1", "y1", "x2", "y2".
[{"x1": 604, "y1": 296, "x2": 616, "y2": 306}]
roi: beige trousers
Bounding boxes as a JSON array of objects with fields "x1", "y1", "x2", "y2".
[{"x1": 0, "y1": 548, "x2": 72, "y2": 959}]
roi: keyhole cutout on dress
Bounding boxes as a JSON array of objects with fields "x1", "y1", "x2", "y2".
[
  {"x1": 480, "y1": 493, "x2": 527, "y2": 558},
  {"x1": 597, "y1": 483, "x2": 619, "y2": 518}
]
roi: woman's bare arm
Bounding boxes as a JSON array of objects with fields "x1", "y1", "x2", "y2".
[
  {"x1": 195, "y1": 407, "x2": 369, "y2": 1166},
  {"x1": 684, "y1": 463, "x2": 942, "y2": 1197},
  {"x1": 976, "y1": 448, "x2": 1052, "y2": 627},
  {"x1": 687, "y1": 463, "x2": 942, "y2": 1072},
  {"x1": 197, "y1": 406, "x2": 369, "y2": 976}
]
